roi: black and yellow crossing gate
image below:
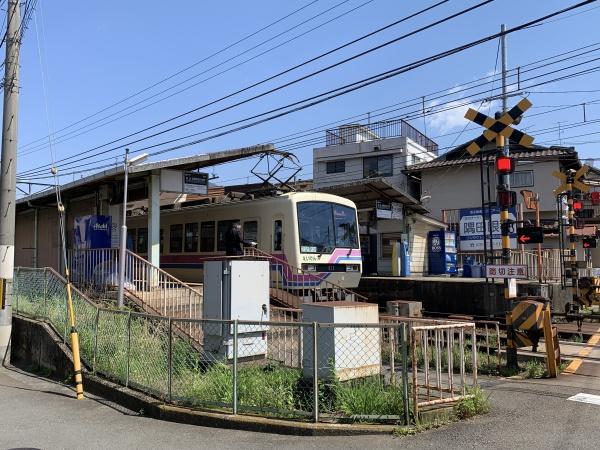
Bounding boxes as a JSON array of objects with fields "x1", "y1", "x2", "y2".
[{"x1": 506, "y1": 298, "x2": 560, "y2": 377}]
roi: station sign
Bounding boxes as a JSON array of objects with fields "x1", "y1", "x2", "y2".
[
  {"x1": 160, "y1": 169, "x2": 209, "y2": 195},
  {"x1": 459, "y1": 206, "x2": 517, "y2": 251},
  {"x1": 376, "y1": 201, "x2": 403, "y2": 220},
  {"x1": 485, "y1": 264, "x2": 528, "y2": 279}
]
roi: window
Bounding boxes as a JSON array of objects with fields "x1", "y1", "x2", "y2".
[
  {"x1": 363, "y1": 154, "x2": 393, "y2": 178},
  {"x1": 127, "y1": 229, "x2": 137, "y2": 252},
  {"x1": 169, "y1": 224, "x2": 183, "y2": 253},
  {"x1": 160, "y1": 229, "x2": 164, "y2": 253},
  {"x1": 297, "y1": 202, "x2": 359, "y2": 253},
  {"x1": 136, "y1": 228, "x2": 148, "y2": 253},
  {"x1": 217, "y1": 220, "x2": 239, "y2": 252},
  {"x1": 326, "y1": 160, "x2": 345, "y2": 174},
  {"x1": 200, "y1": 221, "x2": 215, "y2": 252},
  {"x1": 511, "y1": 170, "x2": 534, "y2": 188},
  {"x1": 184, "y1": 223, "x2": 199, "y2": 252},
  {"x1": 243, "y1": 221, "x2": 258, "y2": 243},
  {"x1": 273, "y1": 220, "x2": 283, "y2": 251},
  {"x1": 381, "y1": 233, "x2": 403, "y2": 258}
]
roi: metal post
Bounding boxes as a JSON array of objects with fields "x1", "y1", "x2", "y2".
[
  {"x1": 0, "y1": 0, "x2": 21, "y2": 360},
  {"x1": 168, "y1": 317, "x2": 172, "y2": 402},
  {"x1": 117, "y1": 149, "x2": 130, "y2": 308},
  {"x1": 401, "y1": 324, "x2": 410, "y2": 426},
  {"x1": 390, "y1": 326, "x2": 396, "y2": 385},
  {"x1": 92, "y1": 308, "x2": 99, "y2": 373},
  {"x1": 232, "y1": 319, "x2": 238, "y2": 414},
  {"x1": 312, "y1": 322, "x2": 319, "y2": 423},
  {"x1": 126, "y1": 311, "x2": 131, "y2": 387}
]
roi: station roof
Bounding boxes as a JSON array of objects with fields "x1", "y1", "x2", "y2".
[
  {"x1": 18, "y1": 143, "x2": 277, "y2": 206},
  {"x1": 315, "y1": 177, "x2": 428, "y2": 213}
]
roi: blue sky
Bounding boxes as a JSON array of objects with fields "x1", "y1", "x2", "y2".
[{"x1": 13, "y1": 0, "x2": 600, "y2": 191}]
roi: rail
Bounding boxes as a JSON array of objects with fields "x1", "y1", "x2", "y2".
[
  {"x1": 67, "y1": 248, "x2": 202, "y2": 320},
  {"x1": 410, "y1": 322, "x2": 478, "y2": 420},
  {"x1": 243, "y1": 247, "x2": 368, "y2": 307}
]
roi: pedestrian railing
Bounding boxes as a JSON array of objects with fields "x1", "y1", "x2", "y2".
[
  {"x1": 67, "y1": 248, "x2": 202, "y2": 320},
  {"x1": 243, "y1": 247, "x2": 367, "y2": 307},
  {"x1": 410, "y1": 322, "x2": 478, "y2": 419}
]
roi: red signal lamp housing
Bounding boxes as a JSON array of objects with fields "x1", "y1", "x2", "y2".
[
  {"x1": 496, "y1": 156, "x2": 515, "y2": 174},
  {"x1": 573, "y1": 200, "x2": 583, "y2": 211}
]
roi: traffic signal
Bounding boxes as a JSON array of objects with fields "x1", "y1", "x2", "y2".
[
  {"x1": 583, "y1": 237, "x2": 597, "y2": 249},
  {"x1": 575, "y1": 209, "x2": 594, "y2": 219},
  {"x1": 574, "y1": 218, "x2": 585, "y2": 230},
  {"x1": 496, "y1": 156, "x2": 515, "y2": 174},
  {"x1": 497, "y1": 190, "x2": 517, "y2": 208},
  {"x1": 573, "y1": 199, "x2": 583, "y2": 211},
  {"x1": 517, "y1": 227, "x2": 544, "y2": 244}
]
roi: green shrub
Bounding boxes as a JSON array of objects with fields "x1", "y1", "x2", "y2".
[
  {"x1": 523, "y1": 360, "x2": 546, "y2": 379},
  {"x1": 453, "y1": 386, "x2": 490, "y2": 420}
]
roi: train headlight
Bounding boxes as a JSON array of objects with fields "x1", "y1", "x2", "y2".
[{"x1": 303, "y1": 264, "x2": 317, "y2": 272}]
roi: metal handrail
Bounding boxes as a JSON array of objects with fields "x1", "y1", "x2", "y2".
[{"x1": 243, "y1": 247, "x2": 367, "y2": 304}]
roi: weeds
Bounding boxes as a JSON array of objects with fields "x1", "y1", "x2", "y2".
[{"x1": 453, "y1": 386, "x2": 490, "y2": 420}]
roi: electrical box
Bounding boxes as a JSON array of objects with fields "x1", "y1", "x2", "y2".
[
  {"x1": 301, "y1": 302, "x2": 380, "y2": 381},
  {"x1": 386, "y1": 300, "x2": 422, "y2": 317},
  {"x1": 203, "y1": 260, "x2": 270, "y2": 359}
]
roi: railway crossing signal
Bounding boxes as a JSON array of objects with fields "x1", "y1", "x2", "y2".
[
  {"x1": 553, "y1": 165, "x2": 590, "y2": 195},
  {"x1": 583, "y1": 237, "x2": 597, "y2": 249},
  {"x1": 463, "y1": 98, "x2": 535, "y2": 156},
  {"x1": 517, "y1": 227, "x2": 544, "y2": 244}
]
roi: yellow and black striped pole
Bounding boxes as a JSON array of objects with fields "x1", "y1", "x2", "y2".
[
  {"x1": 65, "y1": 271, "x2": 84, "y2": 399},
  {"x1": 566, "y1": 173, "x2": 581, "y2": 330}
]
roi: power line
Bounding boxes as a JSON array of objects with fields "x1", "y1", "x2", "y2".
[
  {"x1": 18, "y1": 0, "x2": 598, "y2": 180},
  {"x1": 20, "y1": 0, "x2": 477, "y2": 167}
]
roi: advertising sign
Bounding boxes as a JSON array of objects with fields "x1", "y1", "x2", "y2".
[
  {"x1": 73, "y1": 215, "x2": 112, "y2": 249},
  {"x1": 375, "y1": 201, "x2": 403, "y2": 220}
]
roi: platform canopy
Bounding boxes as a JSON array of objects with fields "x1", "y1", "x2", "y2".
[
  {"x1": 315, "y1": 177, "x2": 428, "y2": 214},
  {"x1": 18, "y1": 143, "x2": 278, "y2": 206}
]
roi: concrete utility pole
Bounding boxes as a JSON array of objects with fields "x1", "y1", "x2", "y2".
[{"x1": 0, "y1": 0, "x2": 21, "y2": 359}]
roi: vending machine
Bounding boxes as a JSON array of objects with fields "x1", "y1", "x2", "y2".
[{"x1": 428, "y1": 230, "x2": 457, "y2": 275}]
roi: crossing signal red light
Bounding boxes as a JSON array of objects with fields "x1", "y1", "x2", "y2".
[
  {"x1": 497, "y1": 190, "x2": 517, "y2": 208},
  {"x1": 517, "y1": 227, "x2": 544, "y2": 244},
  {"x1": 496, "y1": 156, "x2": 515, "y2": 174},
  {"x1": 582, "y1": 237, "x2": 597, "y2": 249},
  {"x1": 573, "y1": 200, "x2": 583, "y2": 211}
]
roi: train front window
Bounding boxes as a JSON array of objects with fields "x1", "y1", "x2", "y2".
[
  {"x1": 333, "y1": 204, "x2": 359, "y2": 248},
  {"x1": 297, "y1": 202, "x2": 358, "y2": 253}
]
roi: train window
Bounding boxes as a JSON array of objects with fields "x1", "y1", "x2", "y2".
[
  {"x1": 217, "y1": 220, "x2": 239, "y2": 252},
  {"x1": 297, "y1": 202, "x2": 359, "y2": 253},
  {"x1": 200, "y1": 221, "x2": 215, "y2": 252},
  {"x1": 243, "y1": 221, "x2": 258, "y2": 243},
  {"x1": 333, "y1": 204, "x2": 359, "y2": 248},
  {"x1": 137, "y1": 228, "x2": 148, "y2": 253},
  {"x1": 184, "y1": 223, "x2": 199, "y2": 252},
  {"x1": 126, "y1": 229, "x2": 137, "y2": 252},
  {"x1": 170, "y1": 224, "x2": 183, "y2": 253},
  {"x1": 273, "y1": 220, "x2": 283, "y2": 251}
]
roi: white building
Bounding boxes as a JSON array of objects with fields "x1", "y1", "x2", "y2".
[{"x1": 313, "y1": 120, "x2": 445, "y2": 276}]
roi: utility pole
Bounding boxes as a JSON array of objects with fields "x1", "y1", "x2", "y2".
[
  {"x1": 0, "y1": 0, "x2": 21, "y2": 359},
  {"x1": 498, "y1": 24, "x2": 518, "y2": 369}
]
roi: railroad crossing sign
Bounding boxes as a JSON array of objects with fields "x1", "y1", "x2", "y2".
[
  {"x1": 464, "y1": 98, "x2": 535, "y2": 156},
  {"x1": 553, "y1": 165, "x2": 590, "y2": 195}
]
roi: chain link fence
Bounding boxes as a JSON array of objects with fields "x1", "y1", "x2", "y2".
[{"x1": 13, "y1": 267, "x2": 477, "y2": 425}]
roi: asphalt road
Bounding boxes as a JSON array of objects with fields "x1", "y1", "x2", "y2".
[{"x1": 2, "y1": 365, "x2": 600, "y2": 449}]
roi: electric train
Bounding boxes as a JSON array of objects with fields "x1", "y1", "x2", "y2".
[{"x1": 126, "y1": 192, "x2": 362, "y2": 288}]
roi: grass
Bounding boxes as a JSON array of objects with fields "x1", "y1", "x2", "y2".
[{"x1": 394, "y1": 386, "x2": 490, "y2": 437}]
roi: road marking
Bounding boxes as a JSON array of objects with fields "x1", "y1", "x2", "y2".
[
  {"x1": 563, "y1": 327, "x2": 600, "y2": 375},
  {"x1": 568, "y1": 393, "x2": 600, "y2": 406}
]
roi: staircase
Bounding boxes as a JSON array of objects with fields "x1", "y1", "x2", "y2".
[{"x1": 242, "y1": 247, "x2": 367, "y2": 308}]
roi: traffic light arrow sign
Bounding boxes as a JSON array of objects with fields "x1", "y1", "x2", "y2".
[{"x1": 518, "y1": 234, "x2": 531, "y2": 244}]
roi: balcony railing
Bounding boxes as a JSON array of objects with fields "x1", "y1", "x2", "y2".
[{"x1": 325, "y1": 119, "x2": 438, "y2": 155}]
